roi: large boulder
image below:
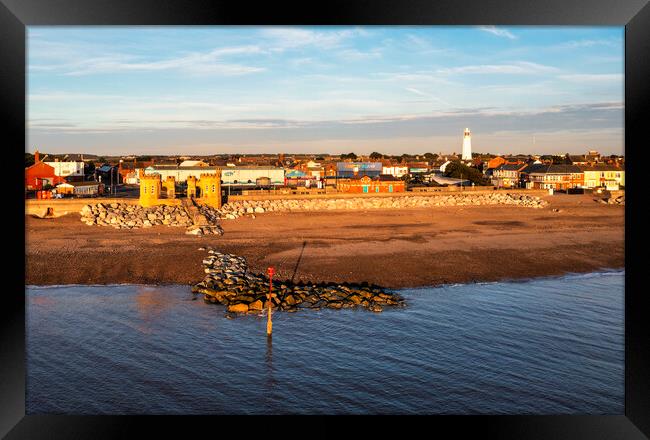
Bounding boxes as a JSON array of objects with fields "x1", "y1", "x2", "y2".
[{"x1": 227, "y1": 303, "x2": 249, "y2": 313}]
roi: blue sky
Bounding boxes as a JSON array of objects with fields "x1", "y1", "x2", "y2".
[{"x1": 27, "y1": 26, "x2": 624, "y2": 155}]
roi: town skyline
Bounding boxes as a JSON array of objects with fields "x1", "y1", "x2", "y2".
[{"x1": 28, "y1": 26, "x2": 624, "y2": 156}]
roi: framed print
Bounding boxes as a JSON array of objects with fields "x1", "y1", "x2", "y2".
[{"x1": 2, "y1": 0, "x2": 649, "y2": 438}]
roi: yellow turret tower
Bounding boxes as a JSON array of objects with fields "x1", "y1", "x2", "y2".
[
  {"x1": 198, "y1": 170, "x2": 222, "y2": 209},
  {"x1": 186, "y1": 175, "x2": 197, "y2": 198},
  {"x1": 139, "y1": 174, "x2": 161, "y2": 207},
  {"x1": 162, "y1": 176, "x2": 176, "y2": 199}
]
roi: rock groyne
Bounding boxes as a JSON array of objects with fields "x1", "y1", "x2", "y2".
[{"x1": 193, "y1": 249, "x2": 405, "y2": 314}]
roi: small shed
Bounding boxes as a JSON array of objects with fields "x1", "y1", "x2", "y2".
[{"x1": 56, "y1": 181, "x2": 104, "y2": 196}]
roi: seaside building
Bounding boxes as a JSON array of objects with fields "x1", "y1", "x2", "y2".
[
  {"x1": 336, "y1": 162, "x2": 383, "y2": 178},
  {"x1": 461, "y1": 128, "x2": 472, "y2": 161},
  {"x1": 382, "y1": 165, "x2": 409, "y2": 178},
  {"x1": 43, "y1": 159, "x2": 85, "y2": 179},
  {"x1": 578, "y1": 165, "x2": 625, "y2": 190},
  {"x1": 336, "y1": 174, "x2": 405, "y2": 193},
  {"x1": 143, "y1": 165, "x2": 284, "y2": 187},
  {"x1": 525, "y1": 164, "x2": 583, "y2": 190},
  {"x1": 25, "y1": 151, "x2": 66, "y2": 190},
  {"x1": 492, "y1": 163, "x2": 528, "y2": 188},
  {"x1": 407, "y1": 162, "x2": 430, "y2": 175}
]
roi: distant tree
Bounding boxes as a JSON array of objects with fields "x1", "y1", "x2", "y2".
[
  {"x1": 423, "y1": 152, "x2": 438, "y2": 161},
  {"x1": 443, "y1": 162, "x2": 490, "y2": 186},
  {"x1": 25, "y1": 153, "x2": 35, "y2": 168},
  {"x1": 340, "y1": 152, "x2": 357, "y2": 160},
  {"x1": 315, "y1": 156, "x2": 325, "y2": 161},
  {"x1": 369, "y1": 152, "x2": 383, "y2": 160},
  {"x1": 97, "y1": 157, "x2": 107, "y2": 164},
  {"x1": 136, "y1": 155, "x2": 152, "y2": 162}
]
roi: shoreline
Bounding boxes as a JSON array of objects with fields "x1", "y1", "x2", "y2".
[
  {"x1": 26, "y1": 193, "x2": 624, "y2": 289},
  {"x1": 26, "y1": 267, "x2": 626, "y2": 291}
]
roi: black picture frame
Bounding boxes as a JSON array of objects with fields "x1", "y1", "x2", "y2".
[{"x1": 2, "y1": 0, "x2": 648, "y2": 437}]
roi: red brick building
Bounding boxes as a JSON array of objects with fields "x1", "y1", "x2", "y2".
[
  {"x1": 25, "y1": 152, "x2": 66, "y2": 190},
  {"x1": 336, "y1": 175, "x2": 405, "y2": 193}
]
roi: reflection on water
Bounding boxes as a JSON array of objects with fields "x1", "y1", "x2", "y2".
[
  {"x1": 26, "y1": 271, "x2": 624, "y2": 415},
  {"x1": 134, "y1": 286, "x2": 173, "y2": 334}
]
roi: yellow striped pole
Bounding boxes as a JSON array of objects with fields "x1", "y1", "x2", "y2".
[{"x1": 266, "y1": 267, "x2": 275, "y2": 336}]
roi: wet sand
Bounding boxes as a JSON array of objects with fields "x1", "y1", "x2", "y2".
[{"x1": 25, "y1": 193, "x2": 624, "y2": 288}]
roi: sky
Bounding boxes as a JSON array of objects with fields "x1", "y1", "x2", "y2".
[{"x1": 27, "y1": 26, "x2": 624, "y2": 156}]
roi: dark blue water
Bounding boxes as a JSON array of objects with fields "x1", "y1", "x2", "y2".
[{"x1": 26, "y1": 271, "x2": 624, "y2": 414}]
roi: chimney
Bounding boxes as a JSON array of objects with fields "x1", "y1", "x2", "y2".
[{"x1": 34, "y1": 150, "x2": 40, "y2": 163}]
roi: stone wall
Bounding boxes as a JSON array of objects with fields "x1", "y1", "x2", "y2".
[{"x1": 211, "y1": 192, "x2": 549, "y2": 219}]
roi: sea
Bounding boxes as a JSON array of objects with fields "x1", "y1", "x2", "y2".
[{"x1": 26, "y1": 270, "x2": 624, "y2": 415}]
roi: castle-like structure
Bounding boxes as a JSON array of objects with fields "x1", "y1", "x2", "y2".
[
  {"x1": 139, "y1": 169, "x2": 222, "y2": 209},
  {"x1": 139, "y1": 173, "x2": 162, "y2": 207},
  {"x1": 198, "y1": 171, "x2": 222, "y2": 209}
]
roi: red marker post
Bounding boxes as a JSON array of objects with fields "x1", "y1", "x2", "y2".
[{"x1": 266, "y1": 267, "x2": 275, "y2": 336}]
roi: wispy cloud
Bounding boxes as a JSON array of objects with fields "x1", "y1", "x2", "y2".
[
  {"x1": 556, "y1": 39, "x2": 622, "y2": 49},
  {"x1": 336, "y1": 48, "x2": 382, "y2": 61},
  {"x1": 558, "y1": 73, "x2": 623, "y2": 83},
  {"x1": 403, "y1": 88, "x2": 452, "y2": 106},
  {"x1": 258, "y1": 27, "x2": 364, "y2": 51},
  {"x1": 30, "y1": 44, "x2": 267, "y2": 76},
  {"x1": 438, "y1": 61, "x2": 559, "y2": 75},
  {"x1": 478, "y1": 26, "x2": 517, "y2": 40}
]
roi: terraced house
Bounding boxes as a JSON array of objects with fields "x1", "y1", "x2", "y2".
[
  {"x1": 492, "y1": 163, "x2": 527, "y2": 188},
  {"x1": 579, "y1": 165, "x2": 625, "y2": 190},
  {"x1": 525, "y1": 164, "x2": 584, "y2": 190}
]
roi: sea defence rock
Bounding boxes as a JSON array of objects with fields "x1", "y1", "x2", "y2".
[
  {"x1": 78, "y1": 202, "x2": 224, "y2": 235},
  {"x1": 80, "y1": 203, "x2": 191, "y2": 229},
  {"x1": 203, "y1": 192, "x2": 549, "y2": 220},
  {"x1": 595, "y1": 195, "x2": 625, "y2": 205},
  {"x1": 192, "y1": 249, "x2": 405, "y2": 314}
]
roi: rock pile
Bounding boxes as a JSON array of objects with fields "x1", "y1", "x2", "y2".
[
  {"x1": 79, "y1": 203, "x2": 193, "y2": 229},
  {"x1": 596, "y1": 195, "x2": 625, "y2": 205},
  {"x1": 212, "y1": 193, "x2": 548, "y2": 219},
  {"x1": 192, "y1": 249, "x2": 405, "y2": 314}
]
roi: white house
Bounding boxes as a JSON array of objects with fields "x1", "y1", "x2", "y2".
[
  {"x1": 382, "y1": 166, "x2": 409, "y2": 178},
  {"x1": 439, "y1": 160, "x2": 452, "y2": 173},
  {"x1": 44, "y1": 161, "x2": 85, "y2": 177}
]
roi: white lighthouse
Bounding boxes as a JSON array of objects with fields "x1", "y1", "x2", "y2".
[{"x1": 461, "y1": 128, "x2": 472, "y2": 161}]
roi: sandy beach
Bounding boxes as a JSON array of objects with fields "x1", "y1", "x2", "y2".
[{"x1": 25, "y1": 193, "x2": 624, "y2": 288}]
